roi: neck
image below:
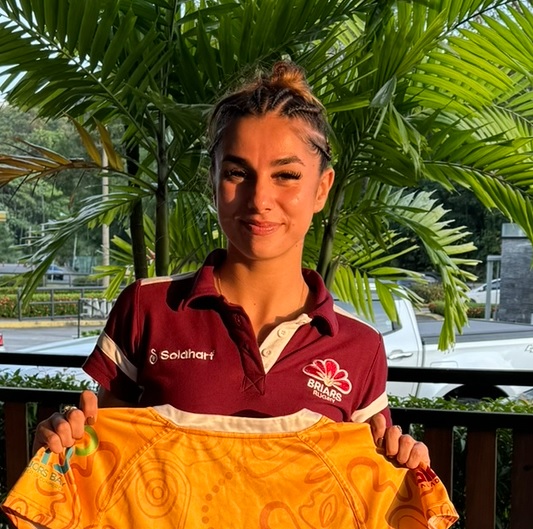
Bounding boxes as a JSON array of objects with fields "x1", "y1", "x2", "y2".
[{"x1": 215, "y1": 256, "x2": 310, "y2": 342}]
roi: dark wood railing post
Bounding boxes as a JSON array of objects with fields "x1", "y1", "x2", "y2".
[
  {"x1": 4, "y1": 402, "x2": 29, "y2": 489},
  {"x1": 423, "y1": 425, "x2": 454, "y2": 495},
  {"x1": 510, "y1": 429, "x2": 533, "y2": 529},
  {"x1": 465, "y1": 429, "x2": 497, "y2": 529}
]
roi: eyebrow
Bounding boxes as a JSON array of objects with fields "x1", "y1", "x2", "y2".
[
  {"x1": 221, "y1": 154, "x2": 305, "y2": 167},
  {"x1": 272, "y1": 155, "x2": 305, "y2": 167}
]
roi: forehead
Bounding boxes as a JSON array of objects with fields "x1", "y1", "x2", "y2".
[{"x1": 216, "y1": 114, "x2": 319, "y2": 162}]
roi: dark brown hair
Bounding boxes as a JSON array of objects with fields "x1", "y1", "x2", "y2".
[{"x1": 208, "y1": 61, "x2": 332, "y2": 171}]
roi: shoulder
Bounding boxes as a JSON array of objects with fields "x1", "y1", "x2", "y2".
[
  {"x1": 333, "y1": 303, "x2": 381, "y2": 338},
  {"x1": 107, "y1": 271, "x2": 199, "y2": 320},
  {"x1": 139, "y1": 270, "x2": 196, "y2": 288},
  {"x1": 332, "y1": 302, "x2": 381, "y2": 337},
  {"x1": 302, "y1": 268, "x2": 381, "y2": 341},
  {"x1": 119, "y1": 271, "x2": 197, "y2": 298}
]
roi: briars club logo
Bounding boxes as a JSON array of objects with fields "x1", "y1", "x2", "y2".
[{"x1": 303, "y1": 359, "x2": 352, "y2": 403}]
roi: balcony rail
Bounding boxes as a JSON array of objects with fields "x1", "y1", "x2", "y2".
[{"x1": 0, "y1": 356, "x2": 532, "y2": 529}]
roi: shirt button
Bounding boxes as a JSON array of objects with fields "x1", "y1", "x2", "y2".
[
  {"x1": 233, "y1": 314, "x2": 242, "y2": 325},
  {"x1": 261, "y1": 349, "x2": 272, "y2": 357},
  {"x1": 277, "y1": 328, "x2": 287, "y2": 337}
]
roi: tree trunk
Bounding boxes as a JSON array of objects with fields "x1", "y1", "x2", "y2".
[
  {"x1": 155, "y1": 126, "x2": 169, "y2": 277},
  {"x1": 317, "y1": 181, "x2": 344, "y2": 288},
  {"x1": 127, "y1": 143, "x2": 148, "y2": 280}
]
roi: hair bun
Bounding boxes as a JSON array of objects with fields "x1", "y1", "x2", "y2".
[{"x1": 268, "y1": 61, "x2": 317, "y2": 106}]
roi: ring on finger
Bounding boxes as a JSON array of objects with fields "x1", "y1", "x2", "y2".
[{"x1": 61, "y1": 405, "x2": 78, "y2": 418}]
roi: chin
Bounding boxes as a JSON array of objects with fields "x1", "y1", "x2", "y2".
[{"x1": 230, "y1": 241, "x2": 303, "y2": 264}]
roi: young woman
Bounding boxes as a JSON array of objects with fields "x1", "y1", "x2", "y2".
[{"x1": 34, "y1": 61, "x2": 428, "y2": 468}]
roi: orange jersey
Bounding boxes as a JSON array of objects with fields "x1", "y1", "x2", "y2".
[{"x1": 2, "y1": 407, "x2": 458, "y2": 529}]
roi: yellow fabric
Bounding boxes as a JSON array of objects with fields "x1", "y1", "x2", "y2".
[{"x1": 2, "y1": 407, "x2": 458, "y2": 529}]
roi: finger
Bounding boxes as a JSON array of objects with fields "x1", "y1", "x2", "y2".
[
  {"x1": 368, "y1": 413, "x2": 387, "y2": 445},
  {"x1": 63, "y1": 406, "x2": 87, "y2": 441},
  {"x1": 404, "y1": 442, "x2": 431, "y2": 469},
  {"x1": 392, "y1": 434, "x2": 416, "y2": 464},
  {"x1": 49, "y1": 411, "x2": 81, "y2": 448},
  {"x1": 384, "y1": 424, "x2": 403, "y2": 458},
  {"x1": 32, "y1": 418, "x2": 55, "y2": 454},
  {"x1": 32, "y1": 391, "x2": 96, "y2": 455},
  {"x1": 33, "y1": 413, "x2": 73, "y2": 455},
  {"x1": 79, "y1": 390, "x2": 98, "y2": 425}
]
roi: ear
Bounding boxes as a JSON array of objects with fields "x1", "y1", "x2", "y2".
[{"x1": 313, "y1": 168, "x2": 335, "y2": 213}]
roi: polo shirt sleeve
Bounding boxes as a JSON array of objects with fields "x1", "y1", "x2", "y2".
[
  {"x1": 350, "y1": 334, "x2": 391, "y2": 425},
  {"x1": 83, "y1": 281, "x2": 144, "y2": 403}
]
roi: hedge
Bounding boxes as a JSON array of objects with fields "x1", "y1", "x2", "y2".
[
  {"x1": 0, "y1": 290, "x2": 106, "y2": 318},
  {"x1": 428, "y1": 300, "x2": 497, "y2": 319}
]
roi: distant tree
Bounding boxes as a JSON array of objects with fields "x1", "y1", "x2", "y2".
[
  {"x1": 0, "y1": 222, "x2": 20, "y2": 262},
  {"x1": 0, "y1": 105, "x2": 105, "y2": 265}
]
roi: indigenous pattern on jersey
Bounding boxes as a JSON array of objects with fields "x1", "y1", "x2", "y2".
[
  {"x1": 3, "y1": 407, "x2": 458, "y2": 529},
  {"x1": 83, "y1": 249, "x2": 390, "y2": 423}
]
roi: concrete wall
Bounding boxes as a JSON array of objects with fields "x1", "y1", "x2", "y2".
[{"x1": 498, "y1": 224, "x2": 533, "y2": 323}]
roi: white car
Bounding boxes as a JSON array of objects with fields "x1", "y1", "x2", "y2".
[{"x1": 467, "y1": 278, "x2": 500, "y2": 304}]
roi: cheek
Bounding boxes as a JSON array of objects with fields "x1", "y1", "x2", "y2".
[
  {"x1": 287, "y1": 193, "x2": 301, "y2": 207},
  {"x1": 285, "y1": 191, "x2": 319, "y2": 226},
  {"x1": 287, "y1": 187, "x2": 319, "y2": 208},
  {"x1": 216, "y1": 183, "x2": 237, "y2": 209}
]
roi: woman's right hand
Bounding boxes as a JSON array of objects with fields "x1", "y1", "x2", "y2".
[{"x1": 32, "y1": 390, "x2": 99, "y2": 454}]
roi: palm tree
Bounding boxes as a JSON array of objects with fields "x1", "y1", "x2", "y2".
[
  {"x1": 0, "y1": 0, "x2": 366, "y2": 290},
  {"x1": 296, "y1": 0, "x2": 533, "y2": 346},
  {"x1": 2, "y1": 0, "x2": 533, "y2": 348}
]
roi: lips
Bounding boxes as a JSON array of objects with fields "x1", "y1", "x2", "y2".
[{"x1": 240, "y1": 219, "x2": 280, "y2": 235}]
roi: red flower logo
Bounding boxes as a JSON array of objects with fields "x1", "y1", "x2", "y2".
[{"x1": 303, "y1": 359, "x2": 352, "y2": 394}]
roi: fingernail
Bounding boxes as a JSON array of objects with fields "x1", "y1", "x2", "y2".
[
  {"x1": 86, "y1": 417, "x2": 95, "y2": 425},
  {"x1": 377, "y1": 437, "x2": 384, "y2": 448}
]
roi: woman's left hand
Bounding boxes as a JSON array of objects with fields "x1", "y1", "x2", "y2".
[{"x1": 368, "y1": 413, "x2": 430, "y2": 469}]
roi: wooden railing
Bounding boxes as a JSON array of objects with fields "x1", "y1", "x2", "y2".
[
  {"x1": 1, "y1": 355, "x2": 532, "y2": 529},
  {"x1": 392, "y1": 407, "x2": 533, "y2": 529}
]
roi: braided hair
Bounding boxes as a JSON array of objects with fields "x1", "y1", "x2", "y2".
[{"x1": 208, "y1": 61, "x2": 332, "y2": 171}]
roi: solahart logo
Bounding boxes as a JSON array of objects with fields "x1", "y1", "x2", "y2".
[
  {"x1": 149, "y1": 348, "x2": 215, "y2": 365},
  {"x1": 303, "y1": 359, "x2": 352, "y2": 403}
]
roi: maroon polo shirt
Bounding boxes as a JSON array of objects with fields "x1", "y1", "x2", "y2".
[{"x1": 83, "y1": 250, "x2": 390, "y2": 424}]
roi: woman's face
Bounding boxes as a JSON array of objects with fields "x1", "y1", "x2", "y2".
[{"x1": 211, "y1": 113, "x2": 334, "y2": 265}]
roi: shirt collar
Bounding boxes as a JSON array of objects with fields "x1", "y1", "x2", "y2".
[
  {"x1": 302, "y1": 268, "x2": 338, "y2": 336},
  {"x1": 185, "y1": 249, "x2": 226, "y2": 304},
  {"x1": 184, "y1": 249, "x2": 337, "y2": 336}
]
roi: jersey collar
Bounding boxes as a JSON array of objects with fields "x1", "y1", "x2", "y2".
[{"x1": 184, "y1": 249, "x2": 338, "y2": 336}]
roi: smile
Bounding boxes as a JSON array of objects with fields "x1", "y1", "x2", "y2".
[{"x1": 241, "y1": 220, "x2": 280, "y2": 235}]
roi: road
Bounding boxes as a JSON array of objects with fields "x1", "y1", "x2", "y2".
[
  {"x1": 1, "y1": 313, "x2": 439, "y2": 352},
  {"x1": 1, "y1": 325, "x2": 103, "y2": 352}
]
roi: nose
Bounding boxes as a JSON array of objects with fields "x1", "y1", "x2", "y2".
[{"x1": 247, "y1": 175, "x2": 273, "y2": 212}]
